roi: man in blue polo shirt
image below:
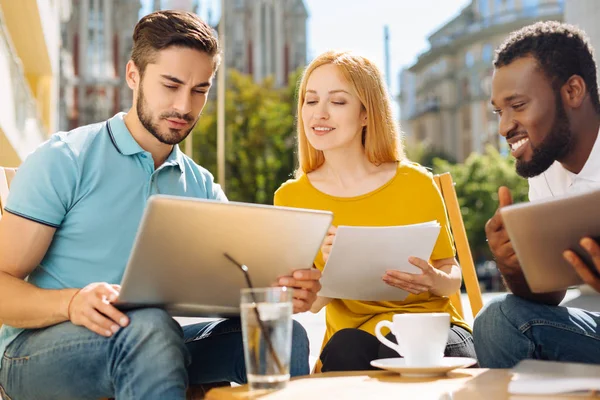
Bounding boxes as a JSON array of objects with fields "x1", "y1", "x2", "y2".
[{"x1": 0, "y1": 10, "x2": 319, "y2": 400}]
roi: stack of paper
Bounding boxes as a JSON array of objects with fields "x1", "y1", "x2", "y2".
[
  {"x1": 509, "y1": 360, "x2": 600, "y2": 395},
  {"x1": 319, "y1": 221, "x2": 441, "y2": 301}
]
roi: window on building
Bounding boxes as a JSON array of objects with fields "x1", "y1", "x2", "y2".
[
  {"x1": 86, "y1": 0, "x2": 105, "y2": 78},
  {"x1": 495, "y1": 0, "x2": 514, "y2": 11},
  {"x1": 465, "y1": 51, "x2": 475, "y2": 68},
  {"x1": 521, "y1": 0, "x2": 539, "y2": 11},
  {"x1": 478, "y1": 0, "x2": 490, "y2": 18},
  {"x1": 482, "y1": 43, "x2": 493, "y2": 63}
]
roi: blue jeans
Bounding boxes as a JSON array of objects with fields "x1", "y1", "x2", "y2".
[
  {"x1": 473, "y1": 294, "x2": 600, "y2": 368},
  {"x1": 0, "y1": 308, "x2": 309, "y2": 400}
]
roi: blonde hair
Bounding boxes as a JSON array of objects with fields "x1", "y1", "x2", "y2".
[{"x1": 296, "y1": 50, "x2": 404, "y2": 176}]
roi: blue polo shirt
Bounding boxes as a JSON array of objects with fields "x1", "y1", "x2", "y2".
[{"x1": 0, "y1": 112, "x2": 226, "y2": 368}]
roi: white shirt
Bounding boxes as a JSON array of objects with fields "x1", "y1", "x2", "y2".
[{"x1": 528, "y1": 129, "x2": 600, "y2": 201}]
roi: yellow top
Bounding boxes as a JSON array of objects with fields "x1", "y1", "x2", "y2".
[{"x1": 274, "y1": 162, "x2": 471, "y2": 350}]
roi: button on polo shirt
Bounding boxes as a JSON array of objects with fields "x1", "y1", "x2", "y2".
[{"x1": 0, "y1": 112, "x2": 226, "y2": 369}]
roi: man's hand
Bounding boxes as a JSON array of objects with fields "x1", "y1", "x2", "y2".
[
  {"x1": 68, "y1": 283, "x2": 130, "y2": 337},
  {"x1": 485, "y1": 187, "x2": 566, "y2": 305},
  {"x1": 383, "y1": 257, "x2": 443, "y2": 295},
  {"x1": 321, "y1": 226, "x2": 337, "y2": 263},
  {"x1": 485, "y1": 187, "x2": 520, "y2": 275},
  {"x1": 277, "y1": 269, "x2": 322, "y2": 313},
  {"x1": 564, "y1": 238, "x2": 600, "y2": 293}
]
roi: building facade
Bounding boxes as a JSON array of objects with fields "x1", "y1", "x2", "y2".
[
  {"x1": 223, "y1": 0, "x2": 308, "y2": 87},
  {"x1": 565, "y1": 0, "x2": 600, "y2": 85},
  {"x1": 0, "y1": 0, "x2": 70, "y2": 167},
  {"x1": 59, "y1": 0, "x2": 141, "y2": 131},
  {"x1": 400, "y1": 0, "x2": 564, "y2": 162}
]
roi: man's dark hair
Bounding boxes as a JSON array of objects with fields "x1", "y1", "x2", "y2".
[
  {"x1": 495, "y1": 21, "x2": 600, "y2": 114},
  {"x1": 131, "y1": 10, "x2": 221, "y2": 76}
]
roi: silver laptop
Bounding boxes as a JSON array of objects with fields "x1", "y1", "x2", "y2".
[
  {"x1": 115, "y1": 195, "x2": 333, "y2": 316},
  {"x1": 500, "y1": 189, "x2": 600, "y2": 293}
]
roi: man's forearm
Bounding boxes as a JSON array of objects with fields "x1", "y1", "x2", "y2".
[
  {"x1": 502, "y1": 268, "x2": 566, "y2": 305},
  {"x1": 0, "y1": 271, "x2": 77, "y2": 328}
]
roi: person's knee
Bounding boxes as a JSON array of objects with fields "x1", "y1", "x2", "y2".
[
  {"x1": 320, "y1": 329, "x2": 374, "y2": 368},
  {"x1": 473, "y1": 293, "x2": 534, "y2": 347},
  {"x1": 474, "y1": 294, "x2": 508, "y2": 341},
  {"x1": 319, "y1": 329, "x2": 378, "y2": 372},
  {"x1": 289, "y1": 320, "x2": 310, "y2": 376},
  {"x1": 117, "y1": 308, "x2": 185, "y2": 353},
  {"x1": 125, "y1": 308, "x2": 180, "y2": 333},
  {"x1": 291, "y1": 320, "x2": 309, "y2": 353}
]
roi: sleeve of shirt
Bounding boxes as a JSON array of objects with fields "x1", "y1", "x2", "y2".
[
  {"x1": 204, "y1": 171, "x2": 228, "y2": 202},
  {"x1": 273, "y1": 188, "x2": 285, "y2": 206},
  {"x1": 426, "y1": 176, "x2": 456, "y2": 261},
  {"x1": 211, "y1": 182, "x2": 228, "y2": 202},
  {"x1": 4, "y1": 137, "x2": 79, "y2": 227}
]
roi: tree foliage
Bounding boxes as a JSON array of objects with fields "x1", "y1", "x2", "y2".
[
  {"x1": 431, "y1": 145, "x2": 529, "y2": 261},
  {"x1": 190, "y1": 69, "x2": 300, "y2": 204}
]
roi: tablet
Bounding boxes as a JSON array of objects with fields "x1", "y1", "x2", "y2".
[
  {"x1": 115, "y1": 195, "x2": 333, "y2": 316},
  {"x1": 500, "y1": 188, "x2": 600, "y2": 293}
]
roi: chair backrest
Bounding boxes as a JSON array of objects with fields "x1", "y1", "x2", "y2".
[
  {"x1": 0, "y1": 167, "x2": 16, "y2": 221},
  {"x1": 433, "y1": 172, "x2": 483, "y2": 321}
]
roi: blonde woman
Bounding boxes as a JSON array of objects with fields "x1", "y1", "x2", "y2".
[{"x1": 274, "y1": 51, "x2": 475, "y2": 372}]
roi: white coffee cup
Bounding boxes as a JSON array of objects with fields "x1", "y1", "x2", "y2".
[{"x1": 375, "y1": 313, "x2": 450, "y2": 367}]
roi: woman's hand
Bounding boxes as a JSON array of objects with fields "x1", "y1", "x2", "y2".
[
  {"x1": 321, "y1": 225, "x2": 337, "y2": 263},
  {"x1": 383, "y1": 257, "x2": 443, "y2": 295}
]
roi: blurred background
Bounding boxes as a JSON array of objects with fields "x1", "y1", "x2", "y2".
[{"x1": 0, "y1": 0, "x2": 598, "y2": 292}]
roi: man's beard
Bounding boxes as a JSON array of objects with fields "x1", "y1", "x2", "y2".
[
  {"x1": 515, "y1": 93, "x2": 573, "y2": 178},
  {"x1": 136, "y1": 84, "x2": 197, "y2": 145}
]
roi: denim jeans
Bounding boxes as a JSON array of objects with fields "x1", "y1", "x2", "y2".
[
  {"x1": 320, "y1": 324, "x2": 476, "y2": 372},
  {"x1": 0, "y1": 308, "x2": 310, "y2": 400},
  {"x1": 473, "y1": 294, "x2": 600, "y2": 368}
]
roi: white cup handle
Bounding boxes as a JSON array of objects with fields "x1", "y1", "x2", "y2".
[{"x1": 375, "y1": 320, "x2": 403, "y2": 356}]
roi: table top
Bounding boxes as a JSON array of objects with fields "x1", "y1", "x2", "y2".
[{"x1": 205, "y1": 369, "x2": 600, "y2": 400}]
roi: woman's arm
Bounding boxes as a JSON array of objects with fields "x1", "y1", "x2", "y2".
[
  {"x1": 429, "y1": 257, "x2": 462, "y2": 296},
  {"x1": 310, "y1": 295, "x2": 333, "y2": 313}
]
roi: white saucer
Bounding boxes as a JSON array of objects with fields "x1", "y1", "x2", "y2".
[{"x1": 370, "y1": 357, "x2": 477, "y2": 377}]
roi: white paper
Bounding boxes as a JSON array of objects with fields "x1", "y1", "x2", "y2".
[
  {"x1": 319, "y1": 222, "x2": 441, "y2": 301},
  {"x1": 509, "y1": 360, "x2": 600, "y2": 395}
]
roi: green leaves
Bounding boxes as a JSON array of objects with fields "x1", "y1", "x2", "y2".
[
  {"x1": 431, "y1": 145, "x2": 529, "y2": 261},
  {"x1": 191, "y1": 69, "x2": 302, "y2": 204}
]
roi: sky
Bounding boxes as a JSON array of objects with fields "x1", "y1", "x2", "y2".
[
  {"x1": 141, "y1": 0, "x2": 471, "y2": 105},
  {"x1": 304, "y1": 0, "x2": 470, "y2": 95}
]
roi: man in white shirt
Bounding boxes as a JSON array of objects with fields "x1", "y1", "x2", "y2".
[{"x1": 474, "y1": 21, "x2": 600, "y2": 368}]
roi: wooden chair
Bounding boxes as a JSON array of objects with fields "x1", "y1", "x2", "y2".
[
  {"x1": 433, "y1": 172, "x2": 483, "y2": 321},
  {"x1": 0, "y1": 167, "x2": 227, "y2": 399}
]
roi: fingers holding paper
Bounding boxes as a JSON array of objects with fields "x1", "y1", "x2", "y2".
[
  {"x1": 563, "y1": 237, "x2": 600, "y2": 293},
  {"x1": 321, "y1": 225, "x2": 337, "y2": 263},
  {"x1": 383, "y1": 257, "x2": 440, "y2": 295}
]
